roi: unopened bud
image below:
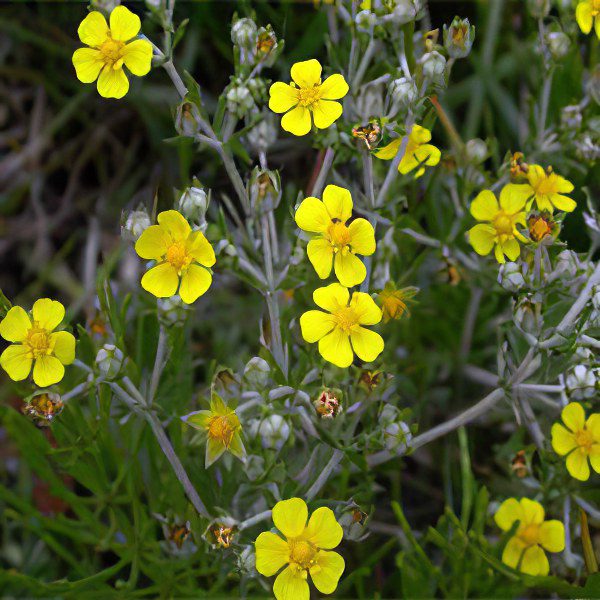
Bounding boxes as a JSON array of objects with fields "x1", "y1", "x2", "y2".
[
  {"x1": 566, "y1": 365, "x2": 597, "y2": 400},
  {"x1": 513, "y1": 296, "x2": 543, "y2": 334},
  {"x1": 96, "y1": 344, "x2": 124, "y2": 379},
  {"x1": 498, "y1": 262, "x2": 525, "y2": 293},
  {"x1": 389, "y1": 77, "x2": 418, "y2": 108},
  {"x1": 91, "y1": 0, "x2": 120, "y2": 12},
  {"x1": 546, "y1": 31, "x2": 570, "y2": 60},
  {"x1": 243, "y1": 357, "x2": 271, "y2": 388},
  {"x1": 384, "y1": 0, "x2": 423, "y2": 25},
  {"x1": 443, "y1": 16, "x2": 475, "y2": 59},
  {"x1": 226, "y1": 83, "x2": 256, "y2": 117},
  {"x1": 231, "y1": 17, "x2": 257, "y2": 49},
  {"x1": 421, "y1": 51, "x2": 446, "y2": 86},
  {"x1": 465, "y1": 138, "x2": 488, "y2": 164},
  {"x1": 253, "y1": 415, "x2": 290, "y2": 450},
  {"x1": 356, "y1": 9, "x2": 378, "y2": 33},
  {"x1": 122, "y1": 209, "x2": 151, "y2": 241},
  {"x1": 384, "y1": 421, "x2": 412, "y2": 453},
  {"x1": 175, "y1": 102, "x2": 202, "y2": 138},
  {"x1": 178, "y1": 185, "x2": 209, "y2": 227}
]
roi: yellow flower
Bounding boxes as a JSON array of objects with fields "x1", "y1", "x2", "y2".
[
  {"x1": 268, "y1": 59, "x2": 349, "y2": 136},
  {"x1": 135, "y1": 210, "x2": 215, "y2": 304},
  {"x1": 377, "y1": 282, "x2": 418, "y2": 323},
  {"x1": 374, "y1": 125, "x2": 441, "y2": 178},
  {"x1": 494, "y1": 498, "x2": 565, "y2": 576},
  {"x1": 181, "y1": 392, "x2": 245, "y2": 467},
  {"x1": 468, "y1": 185, "x2": 528, "y2": 264},
  {"x1": 576, "y1": 0, "x2": 600, "y2": 38},
  {"x1": 255, "y1": 497, "x2": 345, "y2": 600},
  {"x1": 0, "y1": 299, "x2": 75, "y2": 387},
  {"x1": 295, "y1": 185, "x2": 375, "y2": 288},
  {"x1": 551, "y1": 403, "x2": 600, "y2": 481},
  {"x1": 72, "y1": 6, "x2": 153, "y2": 99},
  {"x1": 300, "y1": 283, "x2": 384, "y2": 368}
]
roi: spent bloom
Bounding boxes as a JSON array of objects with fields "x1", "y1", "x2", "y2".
[
  {"x1": 576, "y1": 0, "x2": 600, "y2": 38},
  {"x1": 135, "y1": 210, "x2": 215, "y2": 304},
  {"x1": 299, "y1": 283, "x2": 384, "y2": 368},
  {"x1": 377, "y1": 282, "x2": 418, "y2": 323},
  {"x1": 72, "y1": 6, "x2": 153, "y2": 99},
  {"x1": 494, "y1": 498, "x2": 565, "y2": 576},
  {"x1": 551, "y1": 402, "x2": 600, "y2": 481},
  {"x1": 294, "y1": 184, "x2": 375, "y2": 288},
  {"x1": 255, "y1": 497, "x2": 345, "y2": 600},
  {"x1": 512, "y1": 165, "x2": 576, "y2": 213},
  {"x1": 468, "y1": 185, "x2": 528, "y2": 264},
  {"x1": 0, "y1": 299, "x2": 76, "y2": 387},
  {"x1": 268, "y1": 59, "x2": 349, "y2": 136},
  {"x1": 181, "y1": 392, "x2": 246, "y2": 467},
  {"x1": 375, "y1": 125, "x2": 441, "y2": 178}
]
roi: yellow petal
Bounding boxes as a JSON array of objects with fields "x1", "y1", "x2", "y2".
[
  {"x1": 310, "y1": 550, "x2": 345, "y2": 594},
  {"x1": 318, "y1": 327, "x2": 353, "y2": 367},
  {"x1": 290, "y1": 59, "x2": 322, "y2": 88},
  {"x1": 109, "y1": 5, "x2": 141, "y2": 41},
  {"x1": 0, "y1": 345, "x2": 32, "y2": 381},
  {"x1": 97, "y1": 65, "x2": 129, "y2": 99},
  {"x1": 313, "y1": 283, "x2": 349, "y2": 314},
  {"x1": 587, "y1": 414, "x2": 600, "y2": 440},
  {"x1": 534, "y1": 194, "x2": 554, "y2": 213},
  {"x1": 182, "y1": 409, "x2": 212, "y2": 430},
  {"x1": 520, "y1": 544, "x2": 549, "y2": 576},
  {"x1": 304, "y1": 507, "x2": 343, "y2": 549},
  {"x1": 334, "y1": 252, "x2": 366, "y2": 288},
  {"x1": 410, "y1": 124, "x2": 432, "y2": 144},
  {"x1": 348, "y1": 218, "x2": 375, "y2": 255},
  {"x1": 576, "y1": 1, "x2": 594, "y2": 33},
  {"x1": 350, "y1": 326, "x2": 384, "y2": 363},
  {"x1": 273, "y1": 565, "x2": 310, "y2": 600},
  {"x1": 494, "y1": 243, "x2": 505, "y2": 264},
  {"x1": 186, "y1": 231, "x2": 216, "y2": 267},
  {"x1": 589, "y1": 445, "x2": 600, "y2": 473},
  {"x1": 229, "y1": 431, "x2": 246, "y2": 460},
  {"x1": 269, "y1": 82, "x2": 299, "y2": 113},
  {"x1": 141, "y1": 263, "x2": 179, "y2": 298},
  {"x1": 412, "y1": 143, "x2": 441, "y2": 167},
  {"x1": 307, "y1": 238, "x2": 334, "y2": 279},
  {"x1": 499, "y1": 184, "x2": 530, "y2": 214},
  {"x1": 551, "y1": 423, "x2": 577, "y2": 455},
  {"x1": 312, "y1": 100, "x2": 343, "y2": 129},
  {"x1": 322, "y1": 185, "x2": 352, "y2": 222},
  {"x1": 272, "y1": 498, "x2": 308, "y2": 538},
  {"x1": 501, "y1": 238, "x2": 521, "y2": 262},
  {"x1": 32, "y1": 299, "x2": 65, "y2": 332},
  {"x1": 33, "y1": 355, "x2": 65, "y2": 387},
  {"x1": 539, "y1": 520, "x2": 565, "y2": 553},
  {"x1": 72, "y1": 48, "x2": 104, "y2": 83},
  {"x1": 519, "y1": 498, "x2": 544, "y2": 525},
  {"x1": 77, "y1": 11, "x2": 109, "y2": 46},
  {"x1": 468, "y1": 224, "x2": 496, "y2": 256},
  {"x1": 295, "y1": 197, "x2": 331, "y2": 233},
  {"x1": 50, "y1": 331, "x2": 76, "y2": 365},
  {"x1": 501, "y1": 536, "x2": 526, "y2": 569},
  {"x1": 596, "y1": 14, "x2": 600, "y2": 38},
  {"x1": 319, "y1": 74, "x2": 349, "y2": 100},
  {"x1": 255, "y1": 532, "x2": 289, "y2": 577},
  {"x1": 470, "y1": 190, "x2": 499, "y2": 221},
  {"x1": 122, "y1": 39, "x2": 153, "y2": 76},
  {"x1": 205, "y1": 437, "x2": 226, "y2": 467},
  {"x1": 179, "y1": 265, "x2": 212, "y2": 304},
  {"x1": 350, "y1": 292, "x2": 382, "y2": 325},
  {"x1": 566, "y1": 449, "x2": 590, "y2": 481},
  {"x1": 398, "y1": 151, "x2": 420, "y2": 175},
  {"x1": 550, "y1": 194, "x2": 576, "y2": 212},
  {"x1": 0, "y1": 306, "x2": 31, "y2": 342},
  {"x1": 157, "y1": 210, "x2": 191, "y2": 242},
  {"x1": 555, "y1": 174, "x2": 574, "y2": 194},
  {"x1": 374, "y1": 138, "x2": 401, "y2": 160},
  {"x1": 281, "y1": 106, "x2": 312, "y2": 136},
  {"x1": 135, "y1": 225, "x2": 170, "y2": 260},
  {"x1": 495, "y1": 498, "x2": 523, "y2": 531},
  {"x1": 561, "y1": 402, "x2": 586, "y2": 432}
]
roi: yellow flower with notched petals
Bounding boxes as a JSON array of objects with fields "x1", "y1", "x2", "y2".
[
  {"x1": 576, "y1": 0, "x2": 600, "y2": 38},
  {"x1": 374, "y1": 125, "x2": 441, "y2": 178},
  {"x1": 0, "y1": 299, "x2": 75, "y2": 387},
  {"x1": 72, "y1": 6, "x2": 153, "y2": 99},
  {"x1": 300, "y1": 283, "x2": 384, "y2": 368},
  {"x1": 551, "y1": 402, "x2": 600, "y2": 481},
  {"x1": 135, "y1": 210, "x2": 215, "y2": 304},
  {"x1": 181, "y1": 392, "x2": 245, "y2": 467},
  {"x1": 468, "y1": 185, "x2": 528, "y2": 264},
  {"x1": 295, "y1": 185, "x2": 375, "y2": 288},
  {"x1": 269, "y1": 59, "x2": 349, "y2": 136},
  {"x1": 255, "y1": 497, "x2": 345, "y2": 600},
  {"x1": 494, "y1": 498, "x2": 564, "y2": 576}
]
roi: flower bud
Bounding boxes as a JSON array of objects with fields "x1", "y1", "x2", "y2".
[
  {"x1": 389, "y1": 77, "x2": 418, "y2": 108},
  {"x1": 237, "y1": 545, "x2": 257, "y2": 574},
  {"x1": 252, "y1": 415, "x2": 290, "y2": 450},
  {"x1": 246, "y1": 117, "x2": 278, "y2": 154},
  {"x1": 498, "y1": 262, "x2": 525, "y2": 293},
  {"x1": 314, "y1": 389, "x2": 342, "y2": 419},
  {"x1": 96, "y1": 344, "x2": 124, "y2": 379},
  {"x1": 231, "y1": 17, "x2": 258, "y2": 49},
  {"x1": 528, "y1": 213, "x2": 556, "y2": 242},
  {"x1": 175, "y1": 102, "x2": 202, "y2": 138},
  {"x1": 465, "y1": 138, "x2": 488, "y2": 164},
  {"x1": 546, "y1": 31, "x2": 570, "y2": 60},
  {"x1": 243, "y1": 357, "x2": 271, "y2": 388},
  {"x1": 23, "y1": 392, "x2": 63, "y2": 426},
  {"x1": 384, "y1": 420, "x2": 412, "y2": 453},
  {"x1": 226, "y1": 81, "x2": 256, "y2": 118},
  {"x1": 443, "y1": 17, "x2": 475, "y2": 59},
  {"x1": 177, "y1": 185, "x2": 209, "y2": 227},
  {"x1": 384, "y1": 0, "x2": 422, "y2": 25},
  {"x1": 356, "y1": 9, "x2": 378, "y2": 33},
  {"x1": 337, "y1": 502, "x2": 370, "y2": 542},
  {"x1": 513, "y1": 295, "x2": 543, "y2": 335},
  {"x1": 421, "y1": 51, "x2": 447, "y2": 86},
  {"x1": 553, "y1": 250, "x2": 582, "y2": 279},
  {"x1": 122, "y1": 209, "x2": 151, "y2": 241},
  {"x1": 566, "y1": 365, "x2": 597, "y2": 400},
  {"x1": 249, "y1": 168, "x2": 280, "y2": 211}
]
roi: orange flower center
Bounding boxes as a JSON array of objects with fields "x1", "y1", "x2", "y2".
[
  {"x1": 289, "y1": 539, "x2": 317, "y2": 570},
  {"x1": 518, "y1": 523, "x2": 540, "y2": 546},
  {"x1": 333, "y1": 306, "x2": 359, "y2": 332},
  {"x1": 166, "y1": 242, "x2": 192, "y2": 272},
  {"x1": 207, "y1": 415, "x2": 236, "y2": 447},
  {"x1": 575, "y1": 429, "x2": 594, "y2": 453},
  {"x1": 99, "y1": 36, "x2": 125, "y2": 68},
  {"x1": 327, "y1": 221, "x2": 351, "y2": 251},
  {"x1": 25, "y1": 326, "x2": 52, "y2": 358},
  {"x1": 492, "y1": 212, "x2": 515, "y2": 236},
  {"x1": 297, "y1": 84, "x2": 322, "y2": 108}
]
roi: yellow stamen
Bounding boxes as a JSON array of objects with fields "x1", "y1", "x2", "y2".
[
  {"x1": 99, "y1": 36, "x2": 125, "y2": 67},
  {"x1": 207, "y1": 415, "x2": 236, "y2": 447},
  {"x1": 493, "y1": 212, "x2": 514, "y2": 236},
  {"x1": 575, "y1": 429, "x2": 594, "y2": 454},
  {"x1": 25, "y1": 326, "x2": 52, "y2": 358},
  {"x1": 327, "y1": 221, "x2": 351, "y2": 251},
  {"x1": 288, "y1": 539, "x2": 317, "y2": 570},
  {"x1": 166, "y1": 242, "x2": 192, "y2": 273},
  {"x1": 297, "y1": 85, "x2": 322, "y2": 108},
  {"x1": 333, "y1": 306, "x2": 359, "y2": 332},
  {"x1": 518, "y1": 523, "x2": 540, "y2": 546}
]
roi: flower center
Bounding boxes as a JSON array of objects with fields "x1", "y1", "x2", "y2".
[
  {"x1": 289, "y1": 540, "x2": 317, "y2": 570},
  {"x1": 333, "y1": 306, "x2": 359, "y2": 333},
  {"x1": 296, "y1": 84, "x2": 322, "y2": 108},
  {"x1": 327, "y1": 221, "x2": 351, "y2": 250},
  {"x1": 99, "y1": 36, "x2": 125, "y2": 67},
  {"x1": 518, "y1": 523, "x2": 540, "y2": 546},
  {"x1": 530, "y1": 171, "x2": 559, "y2": 195},
  {"x1": 593, "y1": 0, "x2": 600, "y2": 15},
  {"x1": 575, "y1": 429, "x2": 594, "y2": 453},
  {"x1": 492, "y1": 212, "x2": 514, "y2": 236},
  {"x1": 207, "y1": 415, "x2": 236, "y2": 447},
  {"x1": 166, "y1": 242, "x2": 192, "y2": 272},
  {"x1": 25, "y1": 326, "x2": 52, "y2": 358}
]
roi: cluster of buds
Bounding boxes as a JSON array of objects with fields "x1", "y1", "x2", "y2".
[
  {"x1": 314, "y1": 389, "x2": 342, "y2": 419},
  {"x1": 23, "y1": 392, "x2": 64, "y2": 426},
  {"x1": 231, "y1": 17, "x2": 280, "y2": 68},
  {"x1": 443, "y1": 17, "x2": 475, "y2": 59},
  {"x1": 226, "y1": 79, "x2": 257, "y2": 118}
]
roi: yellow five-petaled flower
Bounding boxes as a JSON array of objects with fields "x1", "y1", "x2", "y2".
[
  {"x1": 551, "y1": 402, "x2": 600, "y2": 481},
  {"x1": 576, "y1": 0, "x2": 600, "y2": 38},
  {"x1": 255, "y1": 497, "x2": 345, "y2": 600},
  {"x1": 295, "y1": 185, "x2": 375, "y2": 288},
  {"x1": 269, "y1": 59, "x2": 349, "y2": 136},
  {"x1": 135, "y1": 210, "x2": 216, "y2": 304},
  {"x1": 72, "y1": 6, "x2": 153, "y2": 99},
  {"x1": 468, "y1": 185, "x2": 528, "y2": 264},
  {"x1": 374, "y1": 125, "x2": 441, "y2": 178},
  {"x1": 494, "y1": 498, "x2": 565, "y2": 576},
  {"x1": 0, "y1": 299, "x2": 76, "y2": 387},
  {"x1": 300, "y1": 283, "x2": 384, "y2": 368},
  {"x1": 510, "y1": 165, "x2": 576, "y2": 214}
]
